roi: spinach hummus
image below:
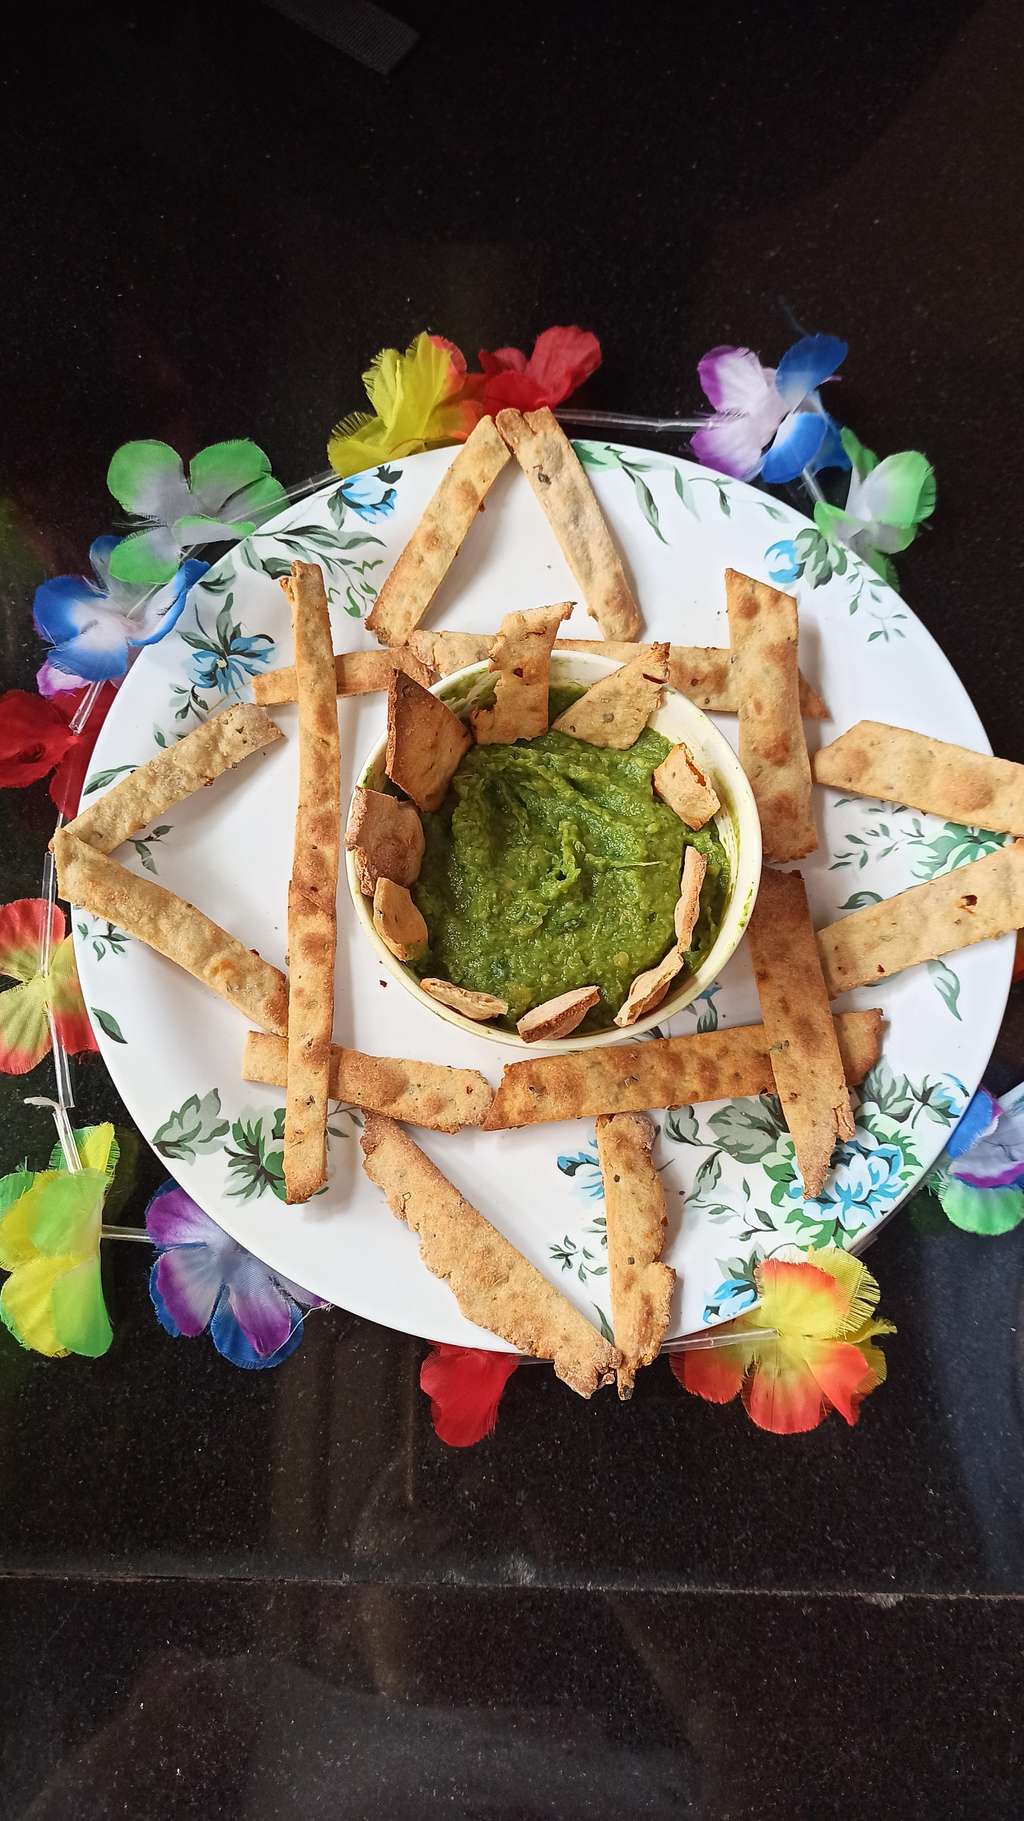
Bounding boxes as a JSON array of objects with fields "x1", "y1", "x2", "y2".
[{"x1": 412, "y1": 687, "x2": 730, "y2": 1033}]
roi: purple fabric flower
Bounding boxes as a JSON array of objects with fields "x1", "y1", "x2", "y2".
[
  {"x1": 946, "y1": 1086, "x2": 1024, "y2": 1189},
  {"x1": 145, "y1": 1181, "x2": 324, "y2": 1368},
  {"x1": 692, "y1": 334, "x2": 849, "y2": 483}
]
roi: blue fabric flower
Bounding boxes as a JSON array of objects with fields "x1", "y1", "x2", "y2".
[{"x1": 34, "y1": 537, "x2": 208, "y2": 683}]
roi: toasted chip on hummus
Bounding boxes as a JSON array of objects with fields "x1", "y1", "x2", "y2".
[
  {"x1": 614, "y1": 847, "x2": 706, "y2": 1027},
  {"x1": 469, "y1": 601, "x2": 572, "y2": 745},
  {"x1": 345, "y1": 786, "x2": 424, "y2": 896},
  {"x1": 550, "y1": 644, "x2": 669, "y2": 749},
  {"x1": 421, "y1": 978, "x2": 509, "y2": 1021},
  {"x1": 385, "y1": 670, "x2": 471, "y2": 812},
  {"x1": 372, "y1": 878, "x2": 428, "y2": 962},
  {"x1": 653, "y1": 742, "x2": 721, "y2": 830},
  {"x1": 516, "y1": 985, "x2": 600, "y2": 1042}
]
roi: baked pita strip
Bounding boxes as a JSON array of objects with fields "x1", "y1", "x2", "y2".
[
  {"x1": 385, "y1": 670, "x2": 471, "y2": 812},
  {"x1": 60, "y1": 703, "x2": 283, "y2": 856},
  {"x1": 726, "y1": 569, "x2": 816, "y2": 861},
  {"x1": 814, "y1": 721, "x2": 1024, "y2": 836},
  {"x1": 470, "y1": 602, "x2": 573, "y2": 745},
  {"x1": 483, "y1": 1009, "x2": 883, "y2": 1129},
  {"x1": 818, "y1": 839, "x2": 1024, "y2": 997},
  {"x1": 551, "y1": 644, "x2": 669, "y2": 749},
  {"x1": 345, "y1": 786, "x2": 424, "y2": 896},
  {"x1": 747, "y1": 867, "x2": 854, "y2": 1200},
  {"x1": 281, "y1": 560, "x2": 340, "y2": 1204},
  {"x1": 365, "y1": 416, "x2": 511, "y2": 646},
  {"x1": 496, "y1": 407, "x2": 642, "y2": 641},
  {"x1": 654, "y1": 743, "x2": 720, "y2": 830},
  {"x1": 409, "y1": 631, "x2": 828, "y2": 719},
  {"x1": 596, "y1": 1113, "x2": 675, "y2": 1399},
  {"x1": 253, "y1": 645, "x2": 434, "y2": 706},
  {"x1": 241, "y1": 1032, "x2": 493, "y2": 1131},
  {"x1": 55, "y1": 834, "x2": 288, "y2": 1034},
  {"x1": 360, "y1": 1114, "x2": 619, "y2": 1395}
]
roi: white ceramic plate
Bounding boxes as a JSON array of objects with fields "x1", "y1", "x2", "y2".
[{"x1": 73, "y1": 444, "x2": 1012, "y2": 1345}]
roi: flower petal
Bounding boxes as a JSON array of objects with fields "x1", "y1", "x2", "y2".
[
  {"x1": 172, "y1": 514, "x2": 256, "y2": 546},
  {"x1": 33, "y1": 574, "x2": 106, "y2": 648},
  {"x1": 691, "y1": 417, "x2": 767, "y2": 481},
  {"x1": 0, "y1": 899, "x2": 65, "y2": 984},
  {"x1": 478, "y1": 345, "x2": 529, "y2": 376},
  {"x1": 743, "y1": 1340, "x2": 828, "y2": 1433},
  {"x1": 697, "y1": 345, "x2": 774, "y2": 415},
  {"x1": 839, "y1": 427, "x2": 878, "y2": 481},
  {"x1": 756, "y1": 1257, "x2": 847, "y2": 1340},
  {"x1": 221, "y1": 473, "x2": 287, "y2": 526},
  {"x1": 801, "y1": 1337, "x2": 879, "y2": 1425},
  {"x1": 105, "y1": 526, "x2": 182, "y2": 587},
  {"x1": 0, "y1": 691, "x2": 78, "y2": 789},
  {"x1": 420, "y1": 1343, "x2": 520, "y2": 1446},
  {"x1": 670, "y1": 1341, "x2": 749, "y2": 1404},
  {"x1": 37, "y1": 657, "x2": 89, "y2": 698},
  {"x1": 107, "y1": 440, "x2": 190, "y2": 520},
  {"x1": 145, "y1": 1181, "x2": 220, "y2": 1248},
  {"x1": 952, "y1": 1095, "x2": 1024, "y2": 1188},
  {"x1": 223, "y1": 1251, "x2": 295, "y2": 1357},
  {"x1": 760, "y1": 409, "x2": 828, "y2": 484},
  {"x1": 0, "y1": 977, "x2": 52, "y2": 1074},
  {"x1": 0, "y1": 1253, "x2": 68, "y2": 1355},
  {"x1": 151, "y1": 1244, "x2": 224, "y2": 1338},
  {"x1": 50, "y1": 1256, "x2": 112, "y2": 1357},
  {"x1": 944, "y1": 1088, "x2": 999, "y2": 1162},
  {"x1": 24, "y1": 1169, "x2": 106, "y2": 1255},
  {"x1": 42, "y1": 615, "x2": 130, "y2": 683},
  {"x1": 806, "y1": 413, "x2": 851, "y2": 476},
  {"x1": 187, "y1": 440, "x2": 274, "y2": 515},
  {"x1": 50, "y1": 935, "x2": 99, "y2": 1056},
  {"x1": 0, "y1": 1173, "x2": 39, "y2": 1269},
  {"x1": 858, "y1": 450, "x2": 936, "y2": 529},
  {"x1": 932, "y1": 1172, "x2": 1024, "y2": 1236},
  {"x1": 125, "y1": 559, "x2": 208, "y2": 647},
  {"x1": 774, "y1": 334, "x2": 847, "y2": 409},
  {"x1": 527, "y1": 325, "x2": 601, "y2": 401},
  {"x1": 210, "y1": 1288, "x2": 303, "y2": 1368},
  {"x1": 48, "y1": 682, "x2": 116, "y2": 819}
]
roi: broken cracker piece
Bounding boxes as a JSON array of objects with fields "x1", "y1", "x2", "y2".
[
  {"x1": 385, "y1": 670, "x2": 471, "y2": 812},
  {"x1": 653, "y1": 742, "x2": 721, "y2": 830},
  {"x1": 469, "y1": 601, "x2": 572, "y2": 745},
  {"x1": 372, "y1": 877, "x2": 428, "y2": 962},
  {"x1": 614, "y1": 847, "x2": 706, "y2": 1026},
  {"x1": 360, "y1": 1114, "x2": 619, "y2": 1395},
  {"x1": 596, "y1": 1112, "x2": 675, "y2": 1398},
  {"x1": 674, "y1": 846, "x2": 707, "y2": 950},
  {"x1": 345, "y1": 786, "x2": 424, "y2": 896},
  {"x1": 516, "y1": 985, "x2": 600, "y2": 1043},
  {"x1": 421, "y1": 978, "x2": 509, "y2": 1021},
  {"x1": 550, "y1": 644, "x2": 669, "y2": 749}
]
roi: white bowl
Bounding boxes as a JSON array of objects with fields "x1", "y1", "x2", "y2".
[{"x1": 346, "y1": 651, "x2": 761, "y2": 1050}]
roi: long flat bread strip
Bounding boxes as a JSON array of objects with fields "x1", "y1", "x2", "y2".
[
  {"x1": 366, "y1": 417, "x2": 510, "y2": 646},
  {"x1": 814, "y1": 721, "x2": 1024, "y2": 835},
  {"x1": 241, "y1": 1032, "x2": 493, "y2": 1131},
  {"x1": 747, "y1": 868, "x2": 853, "y2": 1199},
  {"x1": 818, "y1": 840, "x2": 1024, "y2": 998},
  {"x1": 496, "y1": 408, "x2": 642, "y2": 640},
  {"x1": 596, "y1": 1113, "x2": 674, "y2": 1400},
  {"x1": 483, "y1": 1010, "x2": 883, "y2": 1130},
  {"x1": 360, "y1": 1114, "x2": 619, "y2": 1396},
  {"x1": 56, "y1": 834, "x2": 288, "y2": 1033},
  {"x1": 282, "y1": 561, "x2": 340, "y2": 1204},
  {"x1": 726, "y1": 569, "x2": 816, "y2": 861},
  {"x1": 253, "y1": 646, "x2": 434, "y2": 706},
  {"x1": 407, "y1": 631, "x2": 827, "y2": 718},
  {"x1": 60, "y1": 703, "x2": 283, "y2": 855}
]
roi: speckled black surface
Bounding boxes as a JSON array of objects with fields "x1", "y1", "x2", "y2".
[{"x1": 2, "y1": 2, "x2": 1024, "y2": 1815}]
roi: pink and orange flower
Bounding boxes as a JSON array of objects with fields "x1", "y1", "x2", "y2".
[{"x1": 0, "y1": 899, "x2": 97, "y2": 1075}]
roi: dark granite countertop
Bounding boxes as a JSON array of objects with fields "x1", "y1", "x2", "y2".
[{"x1": 2, "y1": 2, "x2": 1023, "y2": 1815}]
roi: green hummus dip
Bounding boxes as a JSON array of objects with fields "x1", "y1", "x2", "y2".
[{"x1": 411, "y1": 687, "x2": 730, "y2": 1032}]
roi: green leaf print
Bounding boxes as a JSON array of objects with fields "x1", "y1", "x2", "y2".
[
  {"x1": 927, "y1": 957, "x2": 962, "y2": 1021},
  {"x1": 153, "y1": 1089, "x2": 230, "y2": 1162}
]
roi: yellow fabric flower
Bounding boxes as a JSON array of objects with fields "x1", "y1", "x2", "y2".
[
  {"x1": 672, "y1": 1247, "x2": 894, "y2": 1433},
  {"x1": 0, "y1": 1124, "x2": 117, "y2": 1358},
  {"x1": 327, "y1": 332, "x2": 480, "y2": 477}
]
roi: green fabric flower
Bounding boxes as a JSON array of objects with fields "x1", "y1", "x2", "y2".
[
  {"x1": 814, "y1": 428, "x2": 935, "y2": 588},
  {"x1": 106, "y1": 439, "x2": 286, "y2": 585}
]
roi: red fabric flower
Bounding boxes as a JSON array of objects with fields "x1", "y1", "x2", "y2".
[
  {"x1": 0, "y1": 684, "x2": 115, "y2": 820},
  {"x1": 420, "y1": 1343, "x2": 520, "y2": 1447},
  {"x1": 465, "y1": 326, "x2": 601, "y2": 414}
]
